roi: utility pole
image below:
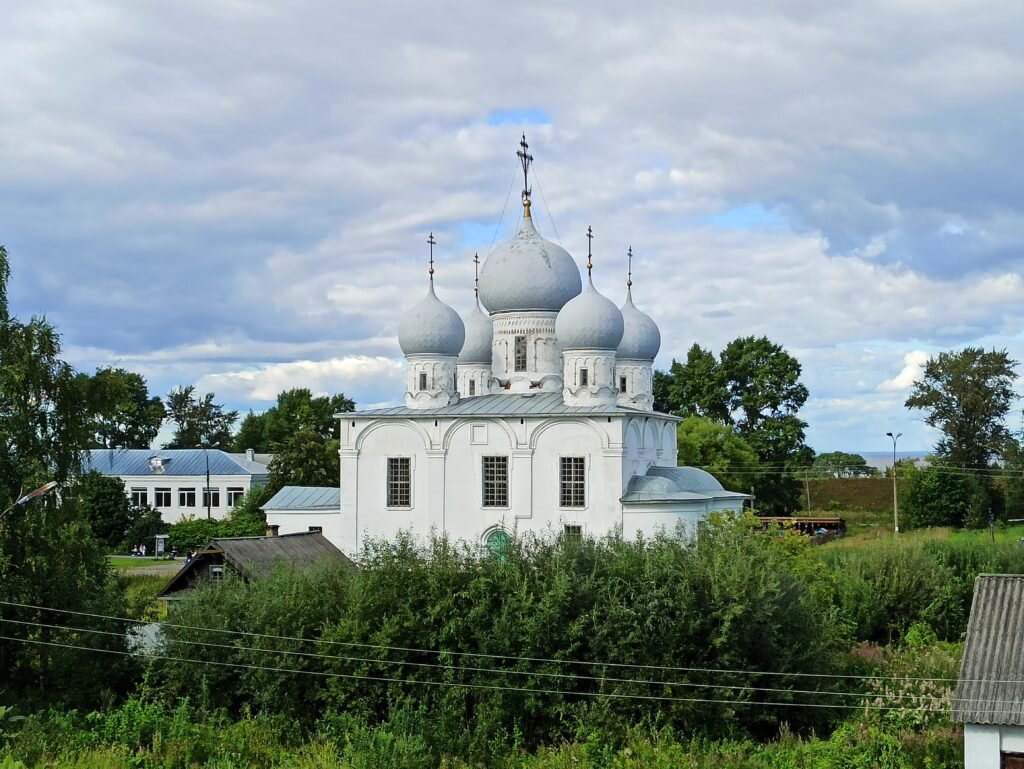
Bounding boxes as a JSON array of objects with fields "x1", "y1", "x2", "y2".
[{"x1": 886, "y1": 431, "x2": 902, "y2": 534}]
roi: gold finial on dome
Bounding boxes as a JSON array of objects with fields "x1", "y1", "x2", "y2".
[
  {"x1": 517, "y1": 133, "x2": 533, "y2": 217},
  {"x1": 473, "y1": 252, "x2": 480, "y2": 298},
  {"x1": 586, "y1": 226, "x2": 594, "y2": 277},
  {"x1": 627, "y1": 246, "x2": 633, "y2": 289},
  {"x1": 427, "y1": 232, "x2": 436, "y2": 281}
]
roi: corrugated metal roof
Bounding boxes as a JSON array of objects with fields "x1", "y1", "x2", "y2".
[
  {"x1": 620, "y1": 466, "x2": 751, "y2": 503},
  {"x1": 263, "y1": 486, "x2": 340, "y2": 511},
  {"x1": 84, "y1": 448, "x2": 270, "y2": 477},
  {"x1": 345, "y1": 392, "x2": 675, "y2": 419},
  {"x1": 213, "y1": 532, "x2": 354, "y2": 578},
  {"x1": 953, "y1": 574, "x2": 1024, "y2": 725}
]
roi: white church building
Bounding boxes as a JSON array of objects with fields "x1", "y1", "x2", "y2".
[{"x1": 265, "y1": 138, "x2": 748, "y2": 556}]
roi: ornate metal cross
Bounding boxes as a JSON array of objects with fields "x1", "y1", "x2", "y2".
[{"x1": 427, "y1": 232, "x2": 436, "y2": 279}]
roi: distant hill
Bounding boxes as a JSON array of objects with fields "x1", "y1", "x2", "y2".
[{"x1": 851, "y1": 451, "x2": 929, "y2": 473}]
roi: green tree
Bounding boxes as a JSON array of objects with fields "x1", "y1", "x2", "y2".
[
  {"x1": 905, "y1": 347, "x2": 1018, "y2": 468},
  {"x1": 655, "y1": 344, "x2": 730, "y2": 421},
  {"x1": 79, "y1": 367, "x2": 165, "y2": 449},
  {"x1": 676, "y1": 416, "x2": 760, "y2": 492},
  {"x1": 72, "y1": 471, "x2": 133, "y2": 549},
  {"x1": 164, "y1": 385, "x2": 239, "y2": 449},
  {"x1": 233, "y1": 388, "x2": 355, "y2": 452},
  {"x1": 901, "y1": 464, "x2": 976, "y2": 529},
  {"x1": 812, "y1": 451, "x2": 879, "y2": 478},
  {"x1": 0, "y1": 245, "x2": 130, "y2": 706},
  {"x1": 267, "y1": 429, "x2": 340, "y2": 492}
]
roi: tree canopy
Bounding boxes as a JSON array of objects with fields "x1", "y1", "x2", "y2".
[
  {"x1": 905, "y1": 347, "x2": 1018, "y2": 468},
  {"x1": 79, "y1": 366, "x2": 165, "y2": 449},
  {"x1": 655, "y1": 336, "x2": 812, "y2": 514},
  {"x1": 164, "y1": 385, "x2": 239, "y2": 449},
  {"x1": 233, "y1": 388, "x2": 354, "y2": 452},
  {"x1": 675, "y1": 416, "x2": 760, "y2": 493},
  {"x1": 811, "y1": 451, "x2": 879, "y2": 478}
]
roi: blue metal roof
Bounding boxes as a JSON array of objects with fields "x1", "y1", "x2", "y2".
[
  {"x1": 345, "y1": 392, "x2": 676, "y2": 420},
  {"x1": 84, "y1": 449, "x2": 270, "y2": 477},
  {"x1": 620, "y1": 466, "x2": 751, "y2": 503},
  {"x1": 263, "y1": 486, "x2": 340, "y2": 511}
]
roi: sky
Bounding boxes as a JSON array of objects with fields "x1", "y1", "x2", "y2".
[{"x1": 3, "y1": 0, "x2": 1024, "y2": 454}]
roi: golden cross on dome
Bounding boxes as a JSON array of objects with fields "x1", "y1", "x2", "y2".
[
  {"x1": 427, "y1": 232, "x2": 436, "y2": 280},
  {"x1": 473, "y1": 252, "x2": 480, "y2": 297},
  {"x1": 627, "y1": 246, "x2": 633, "y2": 288}
]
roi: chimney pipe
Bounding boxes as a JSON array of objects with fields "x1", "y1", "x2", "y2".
[
  {"x1": 266, "y1": 523, "x2": 279, "y2": 537},
  {"x1": 246, "y1": 448, "x2": 255, "y2": 462}
]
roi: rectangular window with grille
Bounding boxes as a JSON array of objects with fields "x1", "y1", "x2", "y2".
[
  {"x1": 579, "y1": 368, "x2": 589, "y2": 386},
  {"x1": 154, "y1": 488, "x2": 171, "y2": 508},
  {"x1": 130, "y1": 487, "x2": 148, "y2": 507},
  {"x1": 514, "y1": 336, "x2": 527, "y2": 371},
  {"x1": 387, "y1": 457, "x2": 412, "y2": 507},
  {"x1": 560, "y1": 457, "x2": 586, "y2": 508},
  {"x1": 564, "y1": 524, "x2": 583, "y2": 539},
  {"x1": 419, "y1": 372, "x2": 427, "y2": 391},
  {"x1": 482, "y1": 456, "x2": 509, "y2": 507}
]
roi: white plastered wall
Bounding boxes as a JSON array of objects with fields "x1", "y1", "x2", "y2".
[{"x1": 964, "y1": 724, "x2": 1024, "y2": 769}]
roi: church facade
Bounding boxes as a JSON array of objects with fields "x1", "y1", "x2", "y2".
[{"x1": 265, "y1": 140, "x2": 748, "y2": 556}]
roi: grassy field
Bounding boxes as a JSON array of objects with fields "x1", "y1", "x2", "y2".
[
  {"x1": 821, "y1": 519, "x2": 1024, "y2": 549},
  {"x1": 106, "y1": 556, "x2": 178, "y2": 570}
]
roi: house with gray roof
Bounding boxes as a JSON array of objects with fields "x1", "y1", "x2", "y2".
[
  {"x1": 262, "y1": 485, "x2": 342, "y2": 542},
  {"x1": 84, "y1": 448, "x2": 271, "y2": 524},
  {"x1": 157, "y1": 530, "x2": 355, "y2": 600},
  {"x1": 953, "y1": 574, "x2": 1024, "y2": 768}
]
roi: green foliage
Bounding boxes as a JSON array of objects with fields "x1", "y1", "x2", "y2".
[
  {"x1": 234, "y1": 388, "x2": 355, "y2": 452},
  {"x1": 163, "y1": 385, "x2": 238, "y2": 450},
  {"x1": 166, "y1": 488, "x2": 269, "y2": 551},
  {"x1": 268, "y1": 430, "x2": 340, "y2": 494},
  {"x1": 78, "y1": 367, "x2": 165, "y2": 450},
  {"x1": 901, "y1": 464, "x2": 977, "y2": 529},
  {"x1": 70, "y1": 471, "x2": 134, "y2": 550},
  {"x1": 655, "y1": 336, "x2": 812, "y2": 514},
  {"x1": 152, "y1": 519, "x2": 845, "y2": 755},
  {"x1": 675, "y1": 416, "x2": 760, "y2": 492},
  {"x1": 812, "y1": 451, "x2": 879, "y2": 478},
  {"x1": 905, "y1": 347, "x2": 1018, "y2": 468}
]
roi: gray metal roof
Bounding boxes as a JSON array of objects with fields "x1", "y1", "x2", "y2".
[
  {"x1": 263, "y1": 486, "x2": 340, "y2": 512},
  {"x1": 84, "y1": 448, "x2": 270, "y2": 477},
  {"x1": 621, "y1": 466, "x2": 752, "y2": 503},
  {"x1": 953, "y1": 574, "x2": 1024, "y2": 725},
  {"x1": 346, "y1": 392, "x2": 674, "y2": 420},
  {"x1": 213, "y1": 531, "x2": 354, "y2": 577}
]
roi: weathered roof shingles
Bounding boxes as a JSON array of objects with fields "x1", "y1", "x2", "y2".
[{"x1": 953, "y1": 574, "x2": 1024, "y2": 726}]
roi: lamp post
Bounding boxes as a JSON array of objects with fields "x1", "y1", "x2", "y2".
[
  {"x1": 202, "y1": 446, "x2": 212, "y2": 521},
  {"x1": 1, "y1": 481, "x2": 59, "y2": 525},
  {"x1": 886, "y1": 431, "x2": 902, "y2": 534}
]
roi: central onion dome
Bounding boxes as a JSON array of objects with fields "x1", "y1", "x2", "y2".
[
  {"x1": 617, "y1": 288, "x2": 661, "y2": 360},
  {"x1": 555, "y1": 276, "x2": 625, "y2": 350},
  {"x1": 459, "y1": 299, "x2": 493, "y2": 363},
  {"x1": 398, "y1": 282, "x2": 466, "y2": 356},
  {"x1": 478, "y1": 214, "x2": 582, "y2": 314}
]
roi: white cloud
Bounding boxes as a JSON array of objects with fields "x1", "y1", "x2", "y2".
[{"x1": 878, "y1": 350, "x2": 931, "y2": 392}]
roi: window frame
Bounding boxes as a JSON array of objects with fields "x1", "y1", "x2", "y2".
[
  {"x1": 481, "y1": 455, "x2": 510, "y2": 508},
  {"x1": 418, "y1": 371, "x2": 428, "y2": 391},
  {"x1": 513, "y1": 335, "x2": 527, "y2": 372},
  {"x1": 178, "y1": 487, "x2": 197, "y2": 508},
  {"x1": 468, "y1": 379, "x2": 476, "y2": 396},
  {"x1": 130, "y1": 487, "x2": 148, "y2": 508},
  {"x1": 154, "y1": 487, "x2": 172, "y2": 508},
  {"x1": 386, "y1": 456, "x2": 413, "y2": 509},
  {"x1": 563, "y1": 523, "x2": 583, "y2": 540},
  {"x1": 579, "y1": 368, "x2": 589, "y2": 387},
  {"x1": 619, "y1": 375, "x2": 627, "y2": 392},
  {"x1": 202, "y1": 487, "x2": 221, "y2": 508},
  {"x1": 559, "y1": 456, "x2": 587, "y2": 509},
  {"x1": 226, "y1": 487, "x2": 245, "y2": 507}
]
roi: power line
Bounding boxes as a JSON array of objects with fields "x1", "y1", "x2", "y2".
[
  {"x1": 0, "y1": 632, "x2": 987, "y2": 715},
  {"x1": 0, "y1": 616, "x2": 965, "y2": 706},
  {"x1": 0, "y1": 599, "x2": 1005, "y2": 686}
]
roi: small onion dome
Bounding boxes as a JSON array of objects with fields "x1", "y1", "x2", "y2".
[
  {"x1": 478, "y1": 215, "x2": 582, "y2": 313},
  {"x1": 555, "y1": 277, "x2": 625, "y2": 351},
  {"x1": 398, "y1": 282, "x2": 466, "y2": 357},
  {"x1": 617, "y1": 288, "x2": 661, "y2": 360},
  {"x1": 459, "y1": 300, "x2": 493, "y2": 363}
]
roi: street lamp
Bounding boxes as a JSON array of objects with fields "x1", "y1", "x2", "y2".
[
  {"x1": 202, "y1": 446, "x2": 212, "y2": 521},
  {"x1": 0, "y1": 481, "x2": 59, "y2": 525},
  {"x1": 886, "y1": 432, "x2": 902, "y2": 534}
]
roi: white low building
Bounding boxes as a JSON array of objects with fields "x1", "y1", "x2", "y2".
[
  {"x1": 266, "y1": 139, "x2": 748, "y2": 556},
  {"x1": 954, "y1": 574, "x2": 1024, "y2": 768},
  {"x1": 85, "y1": 448, "x2": 271, "y2": 523}
]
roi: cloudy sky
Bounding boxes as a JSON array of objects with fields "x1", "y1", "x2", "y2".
[{"x1": 4, "y1": 0, "x2": 1023, "y2": 453}]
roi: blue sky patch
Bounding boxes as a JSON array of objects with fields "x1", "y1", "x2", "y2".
[
  {"x1": 487, "y1": 107, "x2": 552, "y2": 126},
  {"x1": 702, "y1": 203, "x2": 786, "y2": 231}
]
